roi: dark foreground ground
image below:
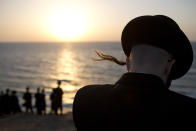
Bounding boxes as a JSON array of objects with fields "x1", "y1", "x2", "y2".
[{"x1": 0, "y1": 112, "x2": 76, "y2": 131}]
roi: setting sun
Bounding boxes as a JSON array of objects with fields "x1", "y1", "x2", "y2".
[{"x1": 48, "y1": 9, "x2": 88, "y2": 41}]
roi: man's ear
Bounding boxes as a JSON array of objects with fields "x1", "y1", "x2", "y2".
[
  {"x1": 165, "y1": 59, "x2": 176, "y2": 76},
  {"x1": 126, "y1": 57, "x2": 131, "y2": 72}
]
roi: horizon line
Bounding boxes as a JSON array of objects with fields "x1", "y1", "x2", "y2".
[
  {"x1": 0, "y1": 41, "x2": 196, "y2": 44},
  {"x1": 0, "y1": 41, "x2": 121, "y2": 44}
]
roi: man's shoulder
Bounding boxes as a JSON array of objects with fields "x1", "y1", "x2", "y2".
[
  {"x1": 76, "y1": 84, "x2": 113, "y2": 97},
  {"x1": 79, "y1": 84, "x2": 113, "y2": 91},
  {"x1": 24, "y1": 93, "x2": 31, "y2": 96},
  {"x1": 169, "y1": 90, "x2": 196, "y2": 102},
  {"x1": 74, "y1": 84, "x2": 113, "y2": 103},
  {"x1": 166, "y1": 90, "x2": 196, "y2": 110},
  {"x1": 55, "y1": 87, "x2": 63, "y2": 92}
]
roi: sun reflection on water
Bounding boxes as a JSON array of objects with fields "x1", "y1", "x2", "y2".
[{"x1": 54, "y1": 45, "x2": 80, "y2": 105}]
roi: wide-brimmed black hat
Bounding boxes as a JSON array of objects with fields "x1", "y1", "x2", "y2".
[{"x1": 121, "y1": 15, "x2": 193, "y2": 80}]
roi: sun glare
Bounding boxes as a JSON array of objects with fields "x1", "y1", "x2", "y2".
[{"x1": 48, "y1": 9, "x2": 88, "y2": 41}]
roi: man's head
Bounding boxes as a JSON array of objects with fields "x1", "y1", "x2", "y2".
[
  {"x1": 37, "y1": 87, "x2": 40, "y2": 93},
  {"x1": 12, "y1": 90, "x2": 17, "y2": 95},
  {"x1": 26, "y1": 87, "x2": 29, "y2": 92},
  {"x1": 121, "y1": 15, "x2": 193, "y2": 81},
  {"x1": 127, "y1": 44, "x2": 175, "y2": 84},
  {"x1": 6, "y1": 89, "x2": 10, "y2": 94},
  {"x1": 42, "y1": 88, "x2": 45, "y2": 93},
  {"x1": 57, "y1": 80, "x2": 61, "y2": 88}
]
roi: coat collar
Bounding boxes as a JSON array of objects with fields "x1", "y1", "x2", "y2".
[{"x1": 115, "y1": 72, "x2": 166, "y2": 89}]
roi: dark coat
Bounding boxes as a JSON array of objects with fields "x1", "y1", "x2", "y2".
[
  {"x1": 73, "y1": 73, "x2": 196, "y2": 130},
  {"x1": 23, "y1": 92, "x2": 32, "y2": 108}
]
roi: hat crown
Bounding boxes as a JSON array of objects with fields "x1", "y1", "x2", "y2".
[{"x1": 121, "y1": 15, "x2": 193, "y2": 80}]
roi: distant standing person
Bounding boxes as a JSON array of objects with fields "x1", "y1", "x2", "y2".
[
  {"x1": 50, "y1": 88, "x2": 55, "y2": 114},
  {"x1": 2, "y1": 89, "x2": 11, "y2": 114},
  {"x1": 40, "y1": 88, "x2": 46, "y2": 115},
  {"x1": 23, "y1": 87, "x2": 33, "y2": 113},
  {"x1": 0, "y1": 91, "x2": 4, "y2": 115},
  {"x1": 54, "y1": 80, "x2": 63, "y2": 115},
  {"x1": 10, "y1": 90, "x2": 21, "y2": 114},
  {"x1": 35, "y1": 87, "x2": 42, "y2": 115}
]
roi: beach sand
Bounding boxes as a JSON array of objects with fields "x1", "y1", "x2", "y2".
[{"x1": 0, "y1": 112, "x2": 76, "y2": 131}]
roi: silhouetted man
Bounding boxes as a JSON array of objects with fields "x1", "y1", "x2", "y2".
[
  {"x1": 2, "y1": 89, "x2": 11, "y2": 114},
  {"x1": 40, "y1": 88, "x2": 46, "y2": 115},
  {"x1": 23, "y1": 87, "x2": 33, "y2": 113},
  {"x1": 35, "y1": 87, "x2": 42, "y2": 115},
  {"x1": 73, "y1": 15, "x2": 196, "y2": 130},
  {"x1": 10, "y1": 90, "x2": 21, "y2": 114},
  {"x1": 50, "y1": 88, "x2": 56, "y2": 114},
  {"x1": 54, "y1": 80, "x2": 63, "y2": 115},
  {"x1": 0, "y1": 91, "x2": 4, "y2": 115}
]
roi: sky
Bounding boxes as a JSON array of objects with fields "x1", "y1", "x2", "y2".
[{"x1": 0, "y1": 0, "x2": 196, "y2": 42}]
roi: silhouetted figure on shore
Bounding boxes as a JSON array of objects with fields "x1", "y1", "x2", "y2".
[
  {"x1": 35, "y1": 87, "x2": 42, "y2": 115},
  {"x1": 50, "y1": 89, "x2": 55, "y2": 114},
  {"x1": 10, "y1": 90, "x2": 21, "y2": 114},
  {"x1": 0, "y1": 91, "x2": 4, "y2": 115},
  {"x1": 2, "y1": 89, "x2": 11, "y2": 114},
  {"x1": 40, "y1": 88, "x2": 46, "y2": 115},
  {"x1": 53, "y1": 80, "x2": 63, "y2": 115},
  {"x1": 23, "y1": 87, "x2": 33, "y2": 113},
  {"x1": 73, "y1": 15, "x2": 196, "y2": 130}
]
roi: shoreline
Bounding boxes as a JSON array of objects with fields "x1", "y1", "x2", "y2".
[{"x1": 0, "y1": 112, "x2": 76, "y2": 131}]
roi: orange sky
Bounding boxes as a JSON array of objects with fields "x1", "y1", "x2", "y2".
[{"x1": 0, "y1": 0, "x2": 196, "y2": 42}]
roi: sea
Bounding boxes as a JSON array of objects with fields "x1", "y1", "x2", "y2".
[{"x1": 0, "y1": 42, "x2": 196, "y2": 113}]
